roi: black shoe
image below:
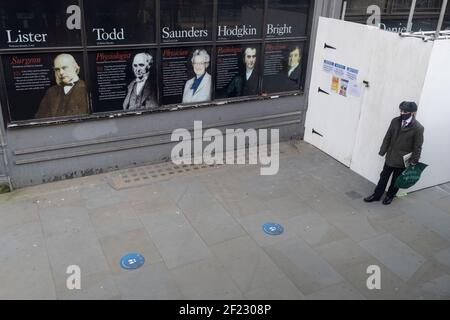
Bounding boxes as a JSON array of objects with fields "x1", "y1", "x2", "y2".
[
  {"x1": 382, "y1": 195, "x2": 394, "y2": 205},
  {"x1": 364, "y1": 194, "x2": 381, "y2": 202}
]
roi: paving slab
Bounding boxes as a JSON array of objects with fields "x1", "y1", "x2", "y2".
[
  {"x1": 374, "y1": 215, "x2": 450, "y2": 258},
  {"x1": 161, "y1": 178, "x2": 246, "y2": 245},
  {"x1": 263, "y1": 237, "x2": 344, "y2": 295},
  {"x1": 39, "y1": 204, "x2": 95, "y2": 241},
  {"x1": 99, "y1": 228, "x2": 163, "y2": 275},
  {"x1": 359, "y1": 233, "x2": 427, "y2": 282},
  {"x1": 0, "y1": 222, "x2": 56, "y2": 300},
  {"x1": 88, "y1": 202, "x2": 143, "y2": 239},
  {"x1": 400, "y1": 198, "x2": 450, "y2": 241},
  {"x1": 243, "y1": 275, "x2": 305, "y2": 300},
  {"x1": 431, "y1": 196, "x2": 450, "y2": 215},
  {"x1": 56, "y1": 270, "x2": 120, "y2": 300},
  {"x1": 44, "y1": 230, "x2": 110, "y2": 292},
  {"x1": 285, "y1": 211, "x2": 348, "y2": 248},
  {"x1": 210, "y1": 236, "x2": 302, "y2": 298},
  {"x1": 434, "y1": 248, "x2": 450, "y2": 268},
  {"x1": 315, "y1": 238, "x2": 375, "y2": 270},
  {"x1": 327, "y1": 212, "x2": 386, "y2": 242},
  {"x1": 115, "y1": 262, "x2": 183, "y2": 300},
  {"x1": 171, "y1": 257, "x2": 243, "y2": 300},
  {"x1": 139, "y1": 207, "x2": 211, "y2": 269},
  {"x1": 408, "y1": 187, "x2": 450, "y2": 203},
  {"x1": 236, "y1": 211, "x2": 298, "y2": 247},
  {"x1": 0, "y1": 200, "x2": 39, "y2": 232},
  {"x1": 303, "y1": 282, "x2": 366, "y2": 300},
  {"x1": 1, "y1": 141, "x2": 449, "y2": 300},
  {"x1": 414, "y1": 275, "x2": 450, "y2": 299}
]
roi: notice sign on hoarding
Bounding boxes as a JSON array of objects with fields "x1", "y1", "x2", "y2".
[
  {"x1": 323, "y1": 59, "x2": 361, "y2": 98},
  {"x1": 323, "y1": 60, "x2": 334, "y2": 74}
]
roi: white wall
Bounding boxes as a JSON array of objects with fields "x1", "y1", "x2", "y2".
[
  {"x1": 305, "y1": 18, "x2": 378, "y2": 166},
  {"x1": 306, "y1": 17, "x2": 450, "y2": 192},
  {"x1": 410, "y1": 40, "x2": 450, "y2": 190},
  {"x1": 350, "y1": 25, "x2": 434, "y2": 188}
]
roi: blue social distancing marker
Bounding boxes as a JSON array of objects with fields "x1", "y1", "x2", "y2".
[
  {"x1": 120, "y1": 252, "x2": 145, "y2": 270},
  {"x1": 263, "y1": 222, "x2": 284, "y2": 236}
]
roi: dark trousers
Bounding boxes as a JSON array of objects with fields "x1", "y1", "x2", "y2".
[{"x1": 373, "y1": 164, "x2": 404, "y2": 199}]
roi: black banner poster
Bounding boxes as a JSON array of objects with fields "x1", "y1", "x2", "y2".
[
  {"x1": 161, "y1": 47, "x2": 212, "y2": 105},
  {"x1": 262, "y1": 42, "x2": 304, "y2": 94},
  {"x1": 84, "y1": 0, "x2": 155, "y2": 46},
  {"x1": 0, "y1": 0, "x2": 82, "y2": 49},
  {"x1": 217, "y1": 0, "x2": 264, "y2": 40},
  {"x1": 89, "y1": 50, "x2": 158, "y2": 113},
  {"x1": 266, "y1": 0, "x2": 310, "y2": 38},
  {"x1": 2, "y1": 52, "x2": 88, "y2": 121},
  {"x1": 160, "y1": 0, "x2": 213, "y2": 43},
  {"x1": 215, "y1": 44, "x2": 261, "y2": 99}
]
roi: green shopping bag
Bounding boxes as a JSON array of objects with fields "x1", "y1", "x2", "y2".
[{"x1": 394, "y1": 162, "x2": 428, "y2": 189}]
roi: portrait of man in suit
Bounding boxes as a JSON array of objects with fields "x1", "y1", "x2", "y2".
[
  {"x1": 182, "y1": 49, "x2": 212, "y2": 104},
  {"x1": 35, "y1": 53, "x2": 89, "y2": 119},
  {"x1": 123, "y1": 52, "x2": 158, "y2": 110},
  {"x1": 226, "y1": 47, "x2": 259, "y2": 97},
  {"x1": 286, "y1": 45, "x2": 301, "y2": 87}
]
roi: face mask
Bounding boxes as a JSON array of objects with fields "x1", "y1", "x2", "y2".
[{"x1": 400, "y1": 113, "x2": 412, "y2": 121}]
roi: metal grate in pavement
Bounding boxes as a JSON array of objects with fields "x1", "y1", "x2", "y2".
[
  {"x1": 107, "y1": 147, "x2": 260, "y2": 190},
  {"x1": 107, "y1": 162, "x2": 220, "y2": 190}
]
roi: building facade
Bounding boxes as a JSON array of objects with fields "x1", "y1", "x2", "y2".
[
  {"x1": 2, "y1": 1, "x2": 448, "y2": 189},
  {"x1": 0, "y1": 0, "x2": 348, "y2": 188}
]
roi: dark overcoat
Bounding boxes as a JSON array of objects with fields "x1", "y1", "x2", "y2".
[{"x1": 379, "y1": 116, "x2": 424, "y2": 168}]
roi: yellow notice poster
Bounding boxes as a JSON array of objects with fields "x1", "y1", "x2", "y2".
[{"x1": 331, "y1": 76, "x2": 339, "y2": 92}]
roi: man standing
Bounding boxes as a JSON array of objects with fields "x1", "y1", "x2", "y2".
[
  {"x1": 364, "y1": 101, "x2": 424, "y2": 205},
  {"x1": 226, "y1": 47, "x2": 259, "y2": 97},
  {"x1": 123, "y1": 52, "x2": 158, "y2": 110},
  {"x1": 36, "y1": 53, "x2": 88, "y2": 118}
]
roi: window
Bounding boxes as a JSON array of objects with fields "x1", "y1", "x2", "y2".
[
  {"x1": 217, "y1": 0, "x2": 264, "y2": 40},
  {"x1": 266, "y1": 0, "x2": 310, "y2": 38},
  {"x1": 84, "y1": 0, "x2": 156, "y2": 46},
  {"x1": 391, "y1": 0, "x2": 443, "y2": 13},
  {"x1": 0, "y1": 0, "x2": 82, "y2": 48},
  {"x1": 345, "y1": 0, "x2": 388, "y2": 15},
  {"x1": 160, "y1": 0, "x2": 213, "y2": 43},
  {"x1": 0, "y1": 0, "x2": 311, "y2": 125},
  {"x1": 344, "y1": 0, "x2": 448, "y2": 32}
]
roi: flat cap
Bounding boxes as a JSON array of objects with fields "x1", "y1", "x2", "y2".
[{"x1": 399, "y1": 101, "x2": 418, "y2": 112}]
